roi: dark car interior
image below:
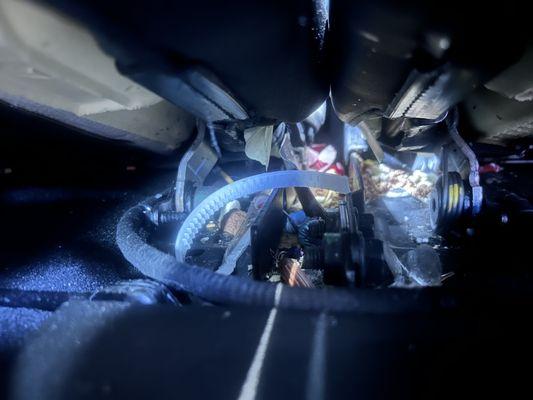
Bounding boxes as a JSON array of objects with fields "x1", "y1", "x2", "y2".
[{"x1": 1, "y1": 1, "x2": 532, "y2": 399}]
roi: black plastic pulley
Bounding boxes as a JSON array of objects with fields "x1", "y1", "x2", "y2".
[{"x1": 429, "y1": 171, "x2": 468, "y2": 234}]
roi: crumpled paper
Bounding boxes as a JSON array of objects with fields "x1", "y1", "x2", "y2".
[{"x1": 244, "y1": 125, "x2": 273, "y2": 168}]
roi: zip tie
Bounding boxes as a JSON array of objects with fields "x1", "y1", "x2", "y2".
[{"x1": 175, "y1": 170, "x2": 350, "y2": 262}]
